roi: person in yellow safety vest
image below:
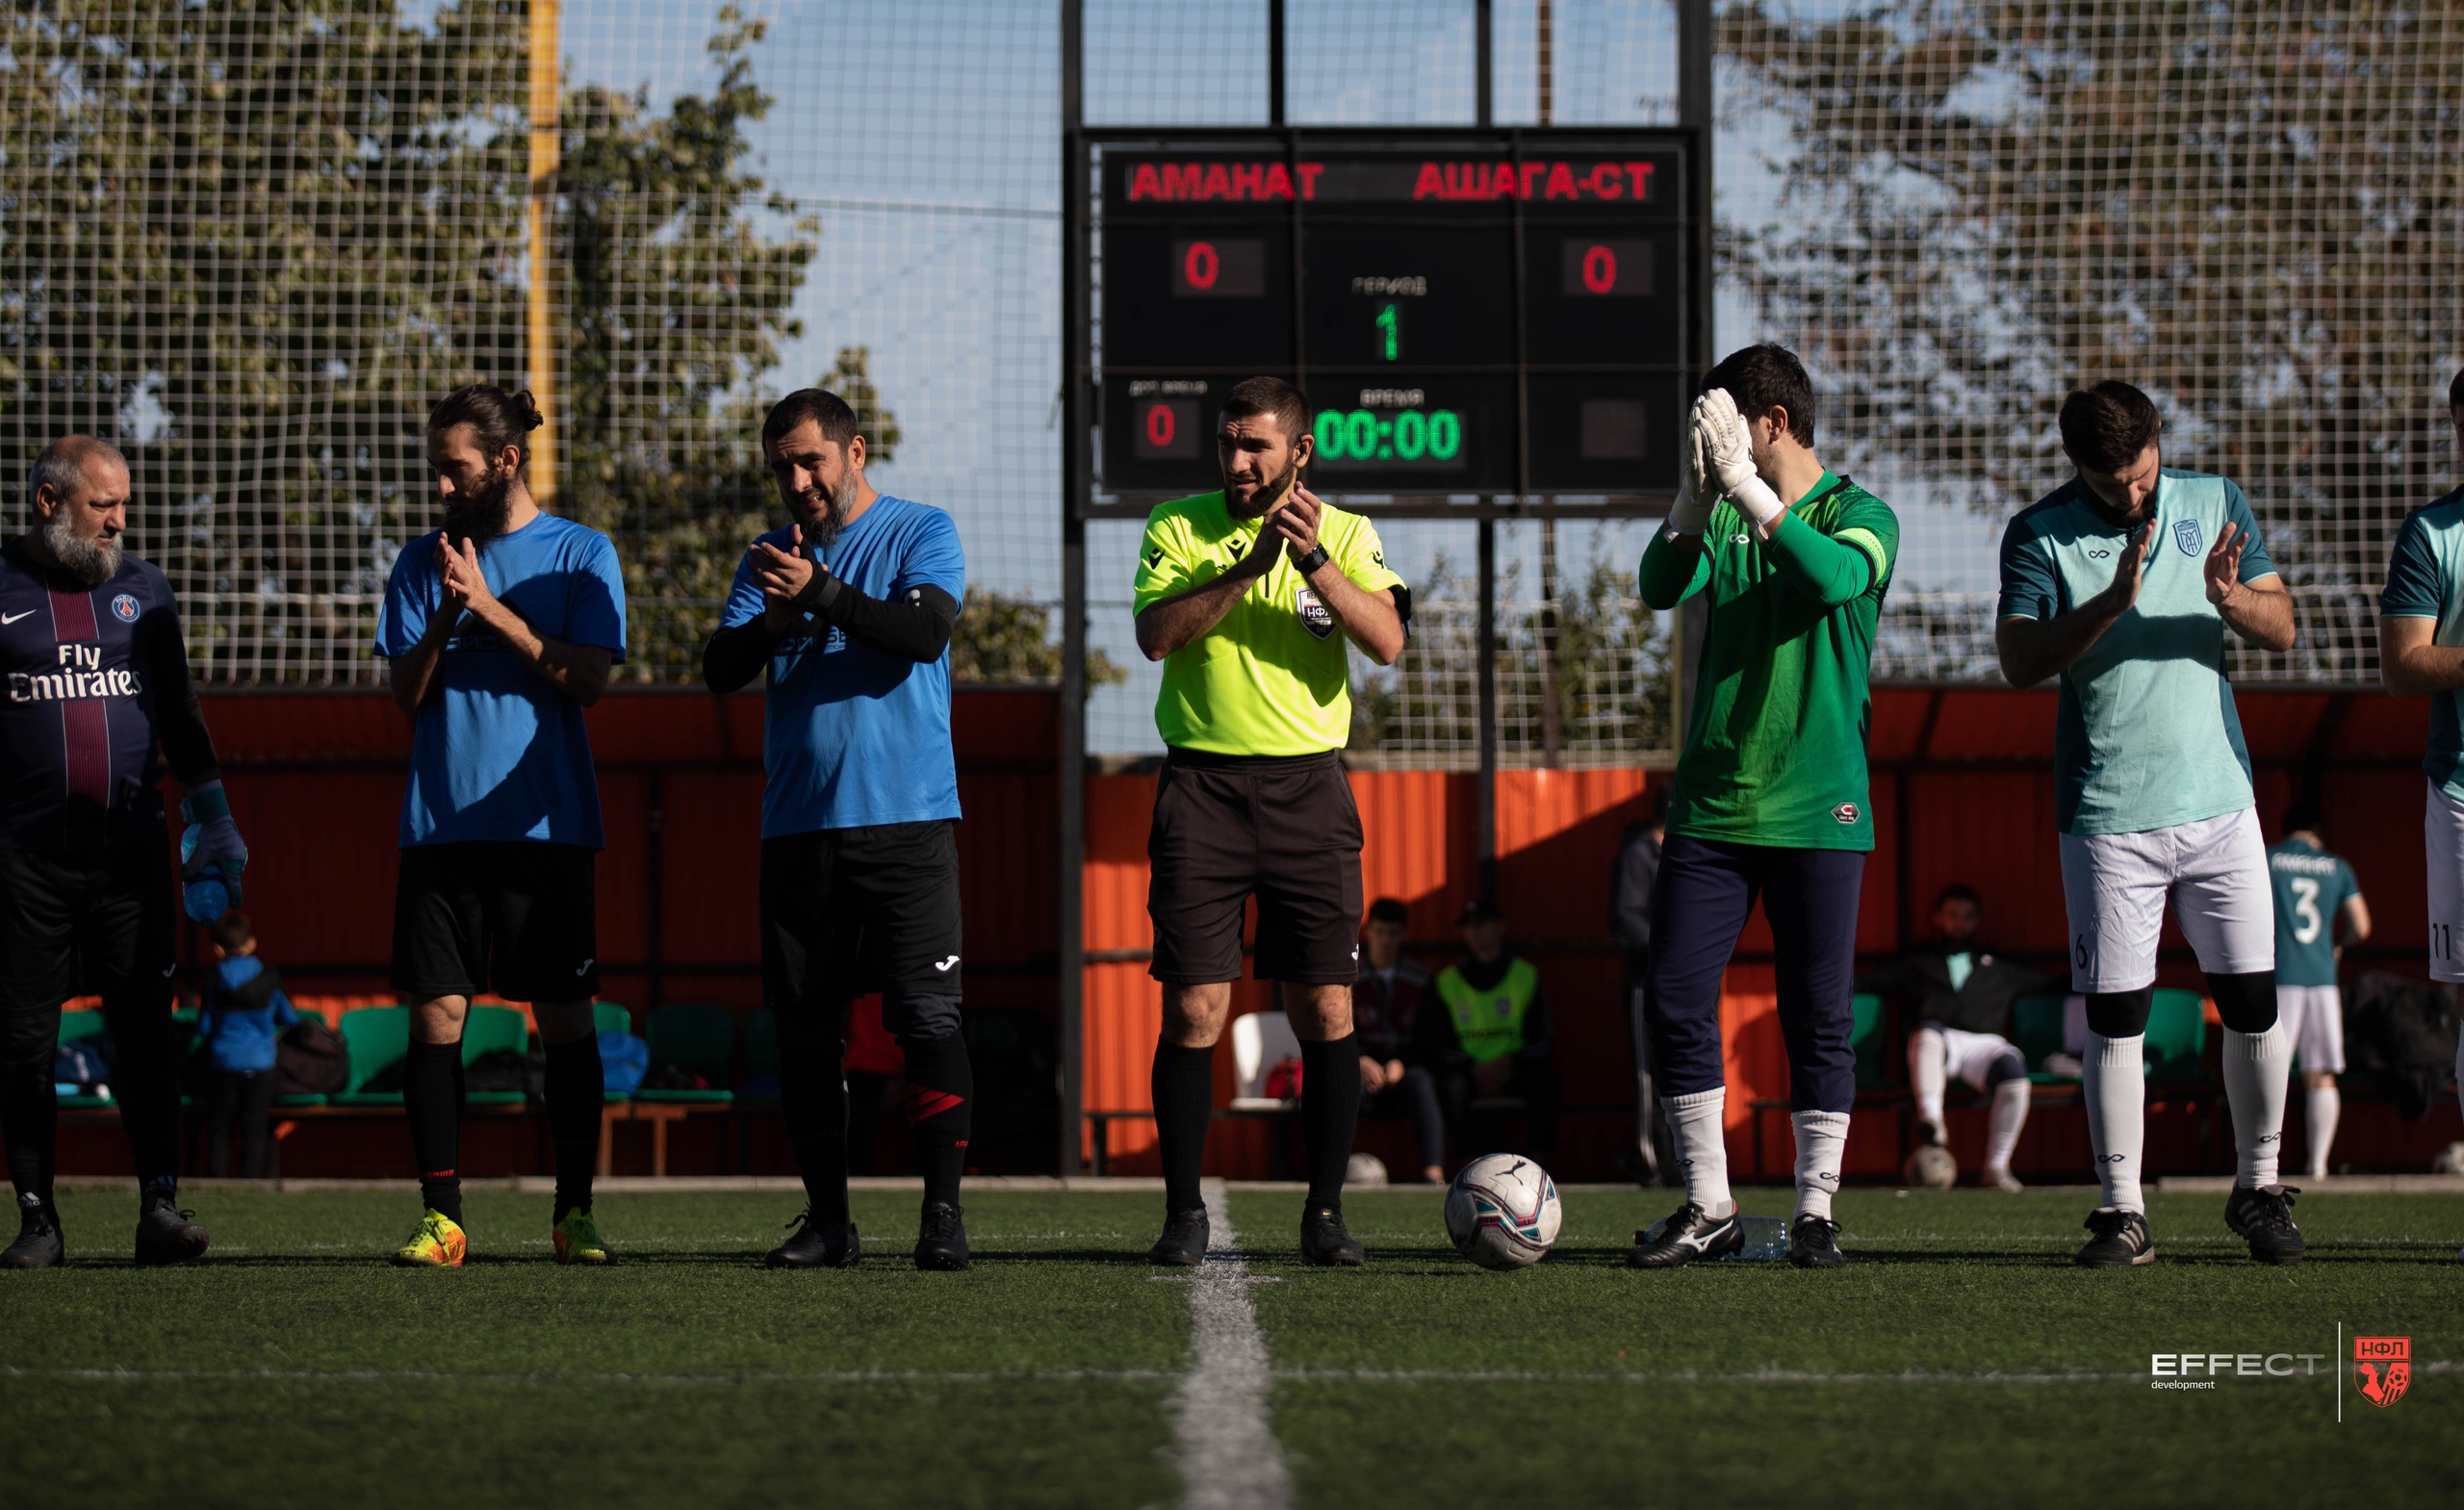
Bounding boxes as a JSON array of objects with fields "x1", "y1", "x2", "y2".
[{"x1": 1423, "y1": 897, "x2": 1561, "y2": 1162}]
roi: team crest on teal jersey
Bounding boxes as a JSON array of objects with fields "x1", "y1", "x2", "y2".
[{"x1": 2173, "y1": 518, "x2": 2202, "y2": 555}]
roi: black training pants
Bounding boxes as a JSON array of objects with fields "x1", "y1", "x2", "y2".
[{"x1": 0, "y1": 841, "x2": 182, "y2": 1200}]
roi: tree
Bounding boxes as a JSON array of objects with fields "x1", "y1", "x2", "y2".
[
  {"x1": 554, "y1": 8, "x2": 816, "y2": 679},
  {"x1": 1719, "y1": 1, "x2": 2464, "y2": 679},
  {"x1": 1, "y1": 0, "x2": 532, "y2": 681}
]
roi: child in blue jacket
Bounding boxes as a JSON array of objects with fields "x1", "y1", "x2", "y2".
[{"x1": 197, "y1": 912, "x2": 297, "y2": 1178}]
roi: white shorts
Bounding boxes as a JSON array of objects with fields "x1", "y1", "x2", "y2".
[
  {"x1": 1920, "y1": 1025, "x2": 2025, "y2": 1090},
  {"x1": 2426, "y1": 780, "x2": 2464, "y2": 984},
  {"x1": 2273, "y1": 985, "x2": 2346, "y2": 1074},
  {"x1": 2058, "y1": 806, "x2": 2274, "y2": 993}
]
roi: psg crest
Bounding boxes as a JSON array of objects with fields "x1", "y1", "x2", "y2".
[
  {"x1": 2353, "y1": 1335, "x2": 2409, "y2": 1409},
  {"x1": 2171, "y1": 518, "x2": 2202, "y2": 556},
  {"x1": 112, "y1": 593, "x2": 139, "y2": 622}
]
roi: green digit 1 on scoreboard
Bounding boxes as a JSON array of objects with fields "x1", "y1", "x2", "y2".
[{"x1": 1375, "y1": 302, "x2": 1399, "y2": 362}]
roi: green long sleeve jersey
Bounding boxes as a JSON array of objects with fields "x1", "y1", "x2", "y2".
[{"x1": 1639, "y1": 472, "x2": 1899, "y2": 851}]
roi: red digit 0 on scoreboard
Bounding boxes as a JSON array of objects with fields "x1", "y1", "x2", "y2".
[
  {"x1": 1580, "y1": 243, "x2": 1618, "y2": 295},
  {"x1": 1146, "y1": 402, "x2": 1177, "y2": 448},
  {"x1": 1182, "y1": 241, "x2": 1219, "y2": 293}
]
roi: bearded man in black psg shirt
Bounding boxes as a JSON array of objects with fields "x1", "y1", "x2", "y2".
[{"x1": 0, "y1": 435, "x2": 249, "y2": 1268}]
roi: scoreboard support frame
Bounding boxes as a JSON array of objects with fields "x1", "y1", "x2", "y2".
[{"x1": 1056, "y1": 0, "x2": 1716, "y2": 1175}]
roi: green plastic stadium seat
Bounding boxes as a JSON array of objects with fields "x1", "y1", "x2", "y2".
[
  {"x1": 2009, "y1": 991, "x2": 2074, "y2": 1080},
  {"x1": 328, "y1": 1007, "x2": 411, "y2": 1107},
  {"x1": 2143, "y1": 988, "x2": 2208, "y2": 1082},
  {"x1": 637, "y1": 1004, "x2": 736, "y2": 1104},
  {"x1": 272, "y1": 1093, "x2": 327, "y2": 1109},
  {"x1": 58, "y1": 1010, "x2": 110, "y2": 1046},
  {"x1": 737, "y1": 1009, "x2": 780, "y2": 1103},
  {"x1": 456, "y1": 1005, "x2": 531, "y2": 1106},
  {"x1": 593, "y1": 1001, "x2": 633, "y2": 1037},
  {"x1": 1850, "y1": 992, "x2": 1890, "y2": 1088}
]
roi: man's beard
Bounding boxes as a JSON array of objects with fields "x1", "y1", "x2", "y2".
[
  {"x1": 42, "y1": 509, "x2": 122, "y2": 587},
  {"x1": 799, "y1": 476, "x2": 847, "y2": 550},
  {"x1": 443, "y1": 463, "x2": 518, "y2": 546},
  {"x1": 1223, "y1": 452, "x2": 1302, "y2": 519}
]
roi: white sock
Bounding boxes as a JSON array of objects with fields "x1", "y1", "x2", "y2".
[
  {"x1": 2082, "y1": 1033, "x2": 2146, "y2": 1213},
  {"x1": 1984, "y1": 1077, "x2": 2029, "y2": 1172},
  {"x1": 2303, "y1": 1084, "x2": 2340, "y2": 1180},
  {"x1": 1790, "y1": 1111, "x2": 1849, "y2": 1220},
  {"x1": 2220, "y1": 1025, "x2": 2293, "y2": 1189},
  {"x1": 1665, "y1": 1088, "x2": 1733, "y2": 1217},
  {"x1": 1908, "y1": 1029, "x2": 1946, "y2": 1127}
]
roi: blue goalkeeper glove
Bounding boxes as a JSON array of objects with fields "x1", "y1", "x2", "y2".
[{"x1": 179, "y1": 779, "x2": 250, "y2": 909}]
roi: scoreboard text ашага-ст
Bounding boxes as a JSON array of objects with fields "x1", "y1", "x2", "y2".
[{"x1": 1092, "y1": 132, "x2": 1699, "y2": 499}]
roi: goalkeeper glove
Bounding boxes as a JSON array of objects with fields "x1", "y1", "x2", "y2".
[
  {"x1": 1699, "y1": 388, "x2": 1788, "y2": 540},
  {"x1": 179, "y1": 779, "x2": 250, "y2": 908},
  {"x1": 1667, "y1": 402, "x2": 1714, "y2": 536}
]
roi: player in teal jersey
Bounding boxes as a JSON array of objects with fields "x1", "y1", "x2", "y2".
[
  {"x1": 1628, "y1": 346, "x2": 1898, "y2": 1271},
  {"x1": 1997, "y1": 381, "x2": 2302, "y2": 1267},
  {"x1": 2376, "y1": 364, "x2": 2464, "y2": 1257},
  {"x1": 2266, "y1": 806, "x2": 2370, "y2": 1181}
]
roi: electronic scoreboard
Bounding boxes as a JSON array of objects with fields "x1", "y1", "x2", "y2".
[{"x1": 1081, "y1": 129, "x2": 1703, "y2": 511}]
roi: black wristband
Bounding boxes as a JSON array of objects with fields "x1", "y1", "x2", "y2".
[{"x1": 1294, "y1": 544, "x2": 1331, "y2": 575}]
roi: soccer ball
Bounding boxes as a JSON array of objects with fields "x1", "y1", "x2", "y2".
[
  {"x1": 1903, "y1": 1143, "x2": 1958, "y2": 1190},
  {"x1": 1444, "y1": 1153, "x2": 1562, "y2": 1269}
]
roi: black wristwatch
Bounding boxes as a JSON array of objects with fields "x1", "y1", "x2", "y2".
[{"x1": 1293, "y1": 544, "x2": 1330, "y2": 576}]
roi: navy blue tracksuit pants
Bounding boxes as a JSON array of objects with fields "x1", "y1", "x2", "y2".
[{"x1": 1641, "y1": 834, "x2": 1864, "y2": 1113}]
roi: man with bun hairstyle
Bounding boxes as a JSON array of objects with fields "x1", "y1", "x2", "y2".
[
  {"x1": 377, "y1": 384, "x2": 628, "y2": 1267},
  {"x1": 1997, "y1": 379, "x2": 2301, "y2": 1267},
  {"x1": 0, "y1": 434, "x2": 242, "y2": 1267}
]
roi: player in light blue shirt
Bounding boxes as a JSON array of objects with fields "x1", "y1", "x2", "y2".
[
  {"x1": 375, "y1": 384, "x2": 626, "y2": 1268},
  {"x1": 2376, "y1": 364, "x2": 2464, "y2": 1231},
  {"x1": 703, "y1": 388, "x2": 974, "y2": 1272},
  {"x1": 1995, "y1": 380, "x2": 2302, "y2": 1267}
]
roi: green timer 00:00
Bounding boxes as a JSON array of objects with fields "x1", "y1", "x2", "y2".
[{"x1": 1312, "y1": 407, "x2": 1464, "y2": 464}]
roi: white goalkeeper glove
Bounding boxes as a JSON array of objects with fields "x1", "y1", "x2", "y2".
[
  {"x1": 1699, "y1": 387, "x2": 1788, "y2": 540},
  {"x1": 1668, "y1": 403, "x2": 1713, "y2": 536}
]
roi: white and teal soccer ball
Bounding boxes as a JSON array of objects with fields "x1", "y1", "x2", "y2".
[{"x1": 1444, "y1": 1154, "x2": 1562, "y2": 1269}]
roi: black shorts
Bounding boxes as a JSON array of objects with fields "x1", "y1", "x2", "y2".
[
  {"x1": 391, "y1": 842, "x2": 599, "y2": 1003},
  {"x1": 761, "y1": 822, "x2": 963, "y2": 1032},
  {"x1": 0, "y1": 841, "x2": 175, "y2": 1020},
  {"x1": 1146, "y1": 749, "x2": 1364, "y2": 985}
]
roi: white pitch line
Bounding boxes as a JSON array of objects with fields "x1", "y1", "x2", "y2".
[
  {"x1": 0, "y1": 1365, "x2": 1173, "y2": 1386},
  {"x1": 1170, "y1": 1182, "x2": 1296, "y2": 1510}
]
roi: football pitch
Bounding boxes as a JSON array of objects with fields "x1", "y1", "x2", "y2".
[{"x1": 2, "y1": 1185, "x2": 2455, "y2": 1509}]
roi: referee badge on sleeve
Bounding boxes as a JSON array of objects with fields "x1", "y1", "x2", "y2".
[{"x1": 1295, "y1": 585, "x2": 1335, "y2": 640}]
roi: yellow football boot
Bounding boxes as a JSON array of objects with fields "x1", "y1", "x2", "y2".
[
  {"x1": 552, "y1": 1209, "x2": 610, "y2": 1266},
  {"x1": 392, "y1": 1209, "x2": 468, "y2": 1267}
]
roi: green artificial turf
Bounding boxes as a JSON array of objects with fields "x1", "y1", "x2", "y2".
[
  {"x1": 1238, "y1": 1188, "x2": 2464, "y2": 1508},
  {"x1": 2, "y1": 1186, "x2": 2457, "y2": 1510}
]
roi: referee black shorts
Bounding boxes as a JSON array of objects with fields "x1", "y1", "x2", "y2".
[
  {"x1": 760, "y1": 821, "x2": 963, "y2": 1036},
  {"x1": 1146, "y1": 749, "x2": 1364, "y2": 985},
  {"x1": 390, "y1": 841, "x2": 600, "y2": 1004}
]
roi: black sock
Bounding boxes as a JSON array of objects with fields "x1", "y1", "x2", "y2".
[
  {"x1": 779, "y1": 1010, "x2": 851, "y2": 1226},
  {"x1": 1299, "y1": 1034, "x2": 1365, "y2": 1210},
  {"x1": 102, "y1": 996, "x2": 183, "y2": 1191},
  {"x1": 1152, "y1": 1038, "x2": 1215, "y2": 1215},
  {"x1": 2, "y1": 1029, "x2": 58, "y2": 1212},
  {"x1": 403, "y1": 1039, "x2": 464, "y2": 1223},
  {"x1": 543, "y1": 1035, "x2": 603, "y2": 1222},
  {"x1": 899, "y1": 1032, "x2": 973, "y2": 1210}
]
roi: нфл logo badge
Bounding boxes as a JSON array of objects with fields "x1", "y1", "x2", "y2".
[
  {"x1": 1294, "y1": 585, "x2": 1334, "y2": 640},
  {"x1": 2353, "y1": 1335, "x2": 2409, "y2": 1409}
]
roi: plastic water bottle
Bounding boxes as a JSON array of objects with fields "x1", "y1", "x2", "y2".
[
  {"x1": 182, "y1": 862, "x2": 229, "y2": 923},
  {"x1": 1639, "y1": 1212, "x2": 1790, "y2": 1261}
]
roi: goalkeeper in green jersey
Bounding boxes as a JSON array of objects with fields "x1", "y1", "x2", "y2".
[{"x1": 1626, "y1": 345, "x2": 1899, "y2": 1271}]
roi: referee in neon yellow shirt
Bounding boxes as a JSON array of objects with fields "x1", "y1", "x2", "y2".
[{"x1": 1133, "y1": 376, "x2": 1406, "y2": 1267}]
